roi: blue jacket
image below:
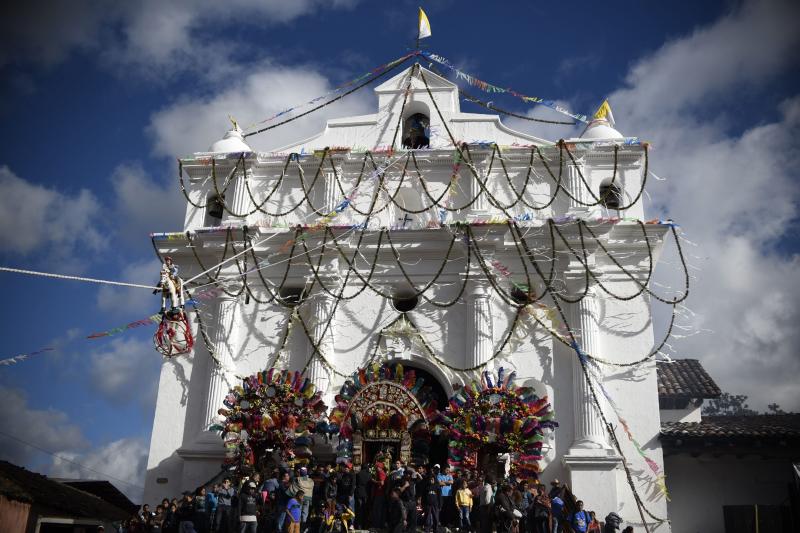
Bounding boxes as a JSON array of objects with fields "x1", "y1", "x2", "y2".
[{"x1": 206, "y1": 492, "x2": 218, "y2": 512}]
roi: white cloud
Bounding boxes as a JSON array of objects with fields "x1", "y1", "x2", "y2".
[
  {"x1": 608, "y1": 0, "x2": 800, "y2": 410},
  {"x1": 50, "y1": 437, "x2": 149, "y2": 503},
  {"x1": 1, "y1": 1, "x2": 358, "y2": 77},
  {"x1": 616, "y1": 0, "x2": 800, "y2": 123},
  {"x1": 0, "y1": 384, "x2": 147, "y2": 502},
  {"x1": 0, "y1": 165, "x2": 106, "y2": 268},
  {"x1": 148, "y1": 63, "x2": 375, "y2": 156},
  {"x1": 0, "y1": 385, "x2": 88, "y2": 466},
  {"x1": 110, "y1": 163, "x2": 185, "y2": 245},
  {"x1": 88, "y1": 337, "x2": 160, "y2": 409},
  {"x1": 97, "y1": 258, "x2": 162, "y2": 317}
]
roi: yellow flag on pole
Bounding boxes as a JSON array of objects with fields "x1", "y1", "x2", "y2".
[
  {"x1": 418, "y1": 7, "x2": 432, "y2": 40},
  {"x1": 593, "y1": 99, "x2": 615, "y2": 126}
]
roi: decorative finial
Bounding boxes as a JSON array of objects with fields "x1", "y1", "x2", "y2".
[{"x1": 228, "y1": 115, "x2": 240, "y2": 132}]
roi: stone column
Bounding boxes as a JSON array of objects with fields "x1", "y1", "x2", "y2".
[
  {"x1": 566, "y1": 160, "x2": 592, "y2": 216},
  {"x1": 324, "y1": 169, "x2": 339, "y2": 212},
  {"x1": 226, "y1": 160, "x2": 251, "y2": 223},
  {"x1": 204, "y1": 296, "x2": 239, "y2": 432},
  {"x1": 567, "y1": 289, "x2": 609, "y2": 451},
  {"x1": 466, "y1": 281, "x2": 493, "y2": 368},
  {"x1": 305, "y1": 293, "x2": 335, "y2": 404},
  {"x1": 563, "y1": 288, "x2": 620, "y2": 516},
  {"x1": 467, "y1": 157, "x2": 489, "y2": 214}
]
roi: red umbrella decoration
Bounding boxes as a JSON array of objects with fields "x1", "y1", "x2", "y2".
[
  {"x1": 437, "y1": 368, "x2": 557, "y2": 479},
  {"x1": 153, "y1": 313, "x2": 194, "y2": 357},
  {"x1": 211, "y1": 368, "x2": 327, "y2": 475}
]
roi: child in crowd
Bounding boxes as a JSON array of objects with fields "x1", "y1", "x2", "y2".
[
  {"x1": 455, "y1": 479, "x2": 473, "y2": 531},
  {"x1": 286, "y1": 490, "x2": 304, "y2": 533}
]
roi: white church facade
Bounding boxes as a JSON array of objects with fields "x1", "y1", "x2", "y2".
[{"x1": 144, "y1": 65, "x2": 672, "y2": 528}]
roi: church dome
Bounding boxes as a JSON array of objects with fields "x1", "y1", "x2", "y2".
[
  {"x1": 580, "y1": 118, "x2": 623, "y2": 140},
  {"x1": 208, "y1": 126, "x2": 253, "y2": 154}
]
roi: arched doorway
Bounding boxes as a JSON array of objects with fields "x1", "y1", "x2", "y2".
[
  {"x1": 329, "y1": 362, "x2": 451, "y2": 468},
  {"x1": 383, "y1": 359, "x2": 449, "y2": 411},
  {"x1": 388, "y1": 361, "x2": 450, "y2": 468}
]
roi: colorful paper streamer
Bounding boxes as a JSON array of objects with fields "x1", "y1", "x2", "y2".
[{"x1": 420, "y1": 51, "x2": 589, "y2": 123}]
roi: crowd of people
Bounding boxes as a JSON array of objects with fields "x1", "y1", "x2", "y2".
[{"x1": 120, "y1": 456, "x2": 636, "y2": 533}]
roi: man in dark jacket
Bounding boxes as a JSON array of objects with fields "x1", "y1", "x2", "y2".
[
  {"x1": 387, "y1": 488, "x2": 407, "y2": 533},
  {"x1": 336, "y1": 463, "x2": 356, "y2": 511},
  {"x1": 177, "y1": 492, "x2": 195, "y2": 533},
  {"x1": 323, "y1": 466, "x2": 339, "y2": 504},
  {"x1": 398, "y1": 468, "x2": 418, "y2": 533},
  {"x1": 355, "y1": 465, "x2": 371, "y2": 529},
  {"x1": 494, "y1": 484, "x2": 516, "y2": 533},
  {"x1": 603, "y1": 512, "x2": 622, "y2": 533},
  {"x1": 424, "y1": 474, "x2": 441, "y2": 533},
  {"x1": 238, "y1": 482, "x2": 259, "y2": 533}
]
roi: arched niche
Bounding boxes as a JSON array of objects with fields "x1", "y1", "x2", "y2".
[
  {"x1": 402, "y1": 101, "x2": 431, "y2": 149},
  {"x1": 383, "y1": 357, "x2": 453, "y2": 408},
  {"x1": 599, "y1": 177, "x2": 623, "y2": 210},
  {"x1": 205, "y1": 194, "x2": 225, "y2": 226}
]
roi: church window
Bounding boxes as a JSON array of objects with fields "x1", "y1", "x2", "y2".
[
  {"x1": 392, "y1": 293, "x2": 419, "y2": 313},
  {"x1": 402, "y1": 113, "x2": 430, "y2": 149},
  {"x1": 599, "y1": 179, "x2": 622, "y2": 210},
  {"x1": 205, "y1": 195, "x2": 225, "y2": 226},
  {"x1": 279, "y1": 287, "x2": 305, "y2": 307}
]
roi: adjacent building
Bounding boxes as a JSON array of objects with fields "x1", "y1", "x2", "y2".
[
  {"x1": 0, "y1": 461, "x2": 131, "y2": 533},
  {"x1": 657, "y1": 360, "x2": 800, "y2": 532}
]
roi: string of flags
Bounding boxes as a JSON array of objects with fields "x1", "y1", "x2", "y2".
[
  {"x1": 241, "y1": 52, "x2": 418, "y2": 133},
  {"x1": 419, "y1": 51, "x2": 589, "y2": 123}
]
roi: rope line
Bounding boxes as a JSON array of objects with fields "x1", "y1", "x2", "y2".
[{"x1": 0, "y1": 266, "x2": 158, "y2": 290}]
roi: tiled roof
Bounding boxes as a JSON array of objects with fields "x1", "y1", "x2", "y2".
[
  {"x1": 656, "y1": 359, "x2": 721, "y2": 399},
  {"x1": 0, "y1": 461, "x2": 130, "y2": 520},
  {"x1": 661, "y1": 414, "x2": 800, "y2": 442},
  {"x1": 59, "y1": 479, "x2": 138, "y2": 514}
]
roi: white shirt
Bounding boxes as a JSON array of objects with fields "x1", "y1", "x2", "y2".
[{"x1": 479, "y1": 483, "x2": 494, "y2": 506}]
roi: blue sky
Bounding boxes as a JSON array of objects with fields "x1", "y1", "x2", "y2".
[{"x1": 0, "y1": 0, "x2": 798, "y2": 501}]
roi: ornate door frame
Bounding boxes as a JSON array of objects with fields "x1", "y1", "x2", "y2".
[{"x1": 343, "y1": 381, "x2": 428, "y2": 466}]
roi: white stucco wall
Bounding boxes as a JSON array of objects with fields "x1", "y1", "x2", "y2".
[{"x1": 660, "y1": 405, "x2": 702, "y2": 423}]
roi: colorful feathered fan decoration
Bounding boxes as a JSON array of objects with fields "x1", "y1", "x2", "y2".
[
  {"x1": 436, "y1": 367, "x2": 557, "y2": 479},
  {"x1": 210, "y1": 368, "x2": 327, "y2": 475}
]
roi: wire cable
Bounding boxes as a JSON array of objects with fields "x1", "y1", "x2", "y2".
[{"x1": 0, "y1": 429, "x2": 145, "y2": 490}]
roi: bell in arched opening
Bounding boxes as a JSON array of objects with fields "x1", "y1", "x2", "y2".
[
  {"x1": 205, "y1": 195, "x2": 225, "y2": 226},
  {"x1": 599, "y1": 179, "x2": 622, "y2": 210},
  {"x1": 402, "y1": 113, "x2": 431, "y2": 149}
]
